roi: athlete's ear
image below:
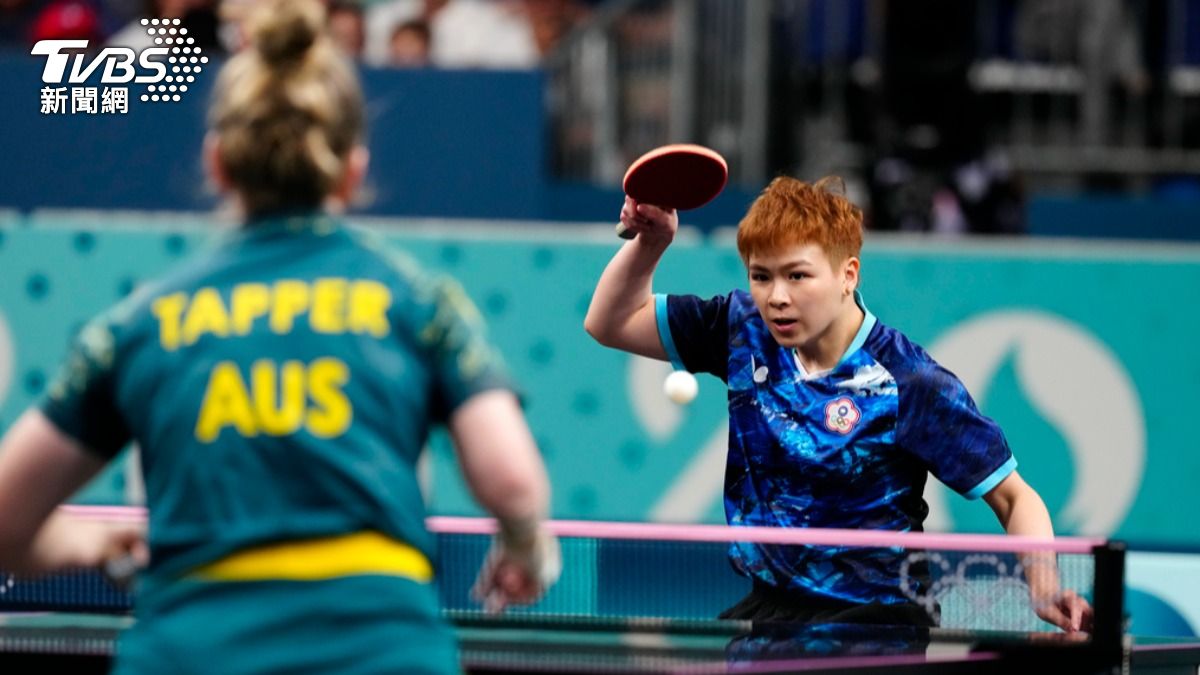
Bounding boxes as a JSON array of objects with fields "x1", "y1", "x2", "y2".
[
  {"x1": 203, "y1": 132, "x2": 232, "y2": 193},
  {"x1": 843, "y1": 257, "x2": 860, "y2": 296},
  {"x1": 333, "y1": 145, "x2": 370, "y2": 207}
]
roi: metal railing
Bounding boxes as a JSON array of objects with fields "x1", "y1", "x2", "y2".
[
  {"x1": 546, "y1": 0, "x2": 774, "y2": 187},
  {"x1": 547, "y1": 0, "x2": 1200, "y2": 193}
]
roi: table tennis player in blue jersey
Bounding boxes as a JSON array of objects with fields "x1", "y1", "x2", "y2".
[
  {"x1": 0, "y1": 1, "x2": 559, "y2": 673},
  {"x1": 585, "y1": 176, "x2": 1091, "y2": 633}
]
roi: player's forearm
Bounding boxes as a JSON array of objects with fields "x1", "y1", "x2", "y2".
[
  {"x1": 997, "y1": 491, "x2": 1054, "y2": 539},
  {"x1": 0, "y1": 412, "x2": 107, "y2": 574},
  {"x1": 584, "y1": 238, "x2": 668, "y2": 345},
  {"x1": 0, "y1": 513, "x2": 86, "y2": 574},
  {"x1": 465, "y1": 467, "x2": 548, "y2": 528},
  {"x1": 477, "y1": 467, "x2": 549, "y2": 541},
  {"x1": 451, "y1": 391, "x2": 550, "y2": 538},
  {"x1": 984, "y1": 471, "x2": 1055, "y2": 539},
  {"x1": 991, "y1": 481, "x2": 1064, "y2": 598},
  {"x1": 1003, "y1": 497, "x2": 1059, "y2": 578}
]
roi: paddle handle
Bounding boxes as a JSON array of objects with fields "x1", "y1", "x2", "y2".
[{"x1": 614, "y1": 222, "x2": 638, "y2": 240}]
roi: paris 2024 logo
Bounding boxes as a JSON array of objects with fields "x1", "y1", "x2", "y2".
[{"x1": 926, "y1": 310, "x2": 1145, "y2": 536}]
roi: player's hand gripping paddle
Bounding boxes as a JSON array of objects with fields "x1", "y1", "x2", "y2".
[{"x1": 616, "y1": 143, "x2": 728, "y2": 240}]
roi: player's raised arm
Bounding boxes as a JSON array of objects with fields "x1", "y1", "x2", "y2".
[
  {"x1": 449, "y1": 389, "x2": 559, "y2": 613},
  {"x1": 583, "y1": 198, "x2": 678, "y2": 360}
]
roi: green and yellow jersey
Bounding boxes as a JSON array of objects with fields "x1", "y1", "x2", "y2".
[{"x1": 40, "y1": 212, "x2": 511, "y2": 673}]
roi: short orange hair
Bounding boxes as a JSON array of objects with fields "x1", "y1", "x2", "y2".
[{"x1": 736, "y1": 176, "x2": 863, "y2": 267}]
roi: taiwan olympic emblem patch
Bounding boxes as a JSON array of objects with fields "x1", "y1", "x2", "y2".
[{"x1": 824, "y1": 397, "x2": 861, "y2": 435}]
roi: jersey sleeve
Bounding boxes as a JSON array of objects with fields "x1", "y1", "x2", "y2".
[
  {"x1": 656, "y1": 293, "x2": 731, "y2": 381},
  {"x1": 417, "y1": 276, "x2": 516, "y2": 422},
  {"x1": 897, "y1": 364, "x2": 1016, "y2": 500},
  {"x1": 37, "y1": 316, "x2": 132, "y2": 460}
]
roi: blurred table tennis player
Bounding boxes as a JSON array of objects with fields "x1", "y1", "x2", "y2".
[
  {"x1": 585, "y1": 177, "x2": 1090, "y2": 633},
  {"x1": 0, "y1": 1, "x2": 557, "y2": 672}
]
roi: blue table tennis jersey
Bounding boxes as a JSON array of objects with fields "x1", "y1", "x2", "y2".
[{"x1": 657, "y1": 289, "x2": 1015, "y2": 605}]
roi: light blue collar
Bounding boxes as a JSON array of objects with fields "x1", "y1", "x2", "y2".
[
  {"x1": 839, "y1": 289, "x2": 876, "y2": 364},
  {"x1": 791, "y1": 290, "x2": 875, "y2": 377}
]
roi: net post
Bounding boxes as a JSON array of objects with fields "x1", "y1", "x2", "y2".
[{"x1": 1091, "y1": 540, "x2": 1126, "y2": 667}]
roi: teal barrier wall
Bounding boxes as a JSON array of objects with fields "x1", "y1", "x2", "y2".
[
  {"x1": 1127, "y1": 552, "x2": 1200, "y2": 637},
  {"x1": 1, "y1": 214, "x2": 1198, "y2": 550}
]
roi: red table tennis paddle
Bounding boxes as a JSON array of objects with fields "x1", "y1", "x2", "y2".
[{"x1": 617, "y1": 143, "x2": 728, "y2": 239}]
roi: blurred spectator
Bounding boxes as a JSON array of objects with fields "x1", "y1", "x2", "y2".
[
  {"x1": 1, "y1": 0, "x2": 42, "y2": 46},
  {"x1": 215, "y1": 0, "x2": 251, "y2": 51},
  {"x1": 107, "y1": 0, "x2": 222, "y2": 54},
  {"x1": 388, "y1": 17, "x2": 430, "y2": 67},
  {"x1": 522, "y1": 0, "x2": 587, "y2": 58},
  {"x1": 364, "y1": 0, "x2": 430, "y2": 64},
  {"x1": 430, "y1": 0, "x2": 538, "y2": 68},
  {"x1": 365, "y1": 0, "x2": 537, "y2": 69},
  {"x1": 28, "y1": 0, "x2": 103, "y2": 44},
  {"x1": 327, "y1": 0, "x2": 365, "y2": 59},
  {"x1": 870, "y1": 152, "x2": 1025, "y2": 235}
]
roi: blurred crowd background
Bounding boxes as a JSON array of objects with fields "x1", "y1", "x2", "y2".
[
  {"x1": 4, "y1": 0, "x2": 1200, "y2": 239},
  {"x1": 1, "y1": 0, "x2": 598, "y2": 69}
]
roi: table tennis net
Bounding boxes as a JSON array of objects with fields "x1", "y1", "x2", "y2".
[
  {"x1": 437, "y1": 527, "x2": 1103, "y2": 635},
  {"x1": 1, "y1": 514, "x2": 1122, "y2": 640}
]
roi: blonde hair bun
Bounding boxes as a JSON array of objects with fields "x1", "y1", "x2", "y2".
[
  {"x1": 249, "y1": 0, "x2": 326, "y2": 67},
  {"x1": 210, "y1": 0, "x2": 363, "y2": 215}
]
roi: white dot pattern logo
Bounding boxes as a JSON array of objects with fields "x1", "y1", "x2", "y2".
[{"x1": 139, "y1": 18, "x2": 202, "y2": 105}]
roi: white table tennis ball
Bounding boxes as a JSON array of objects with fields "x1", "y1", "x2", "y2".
[{"x1": 663, "y1": 370, "x2": 698, "y2": 405}]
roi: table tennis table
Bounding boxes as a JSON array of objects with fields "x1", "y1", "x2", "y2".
[
  {"x1": 1, "y1": 610, "x2": 1197, "y2": 674},
  {"x1": 4, "y1": 513, "x2": 1197, "y2": 673}
]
